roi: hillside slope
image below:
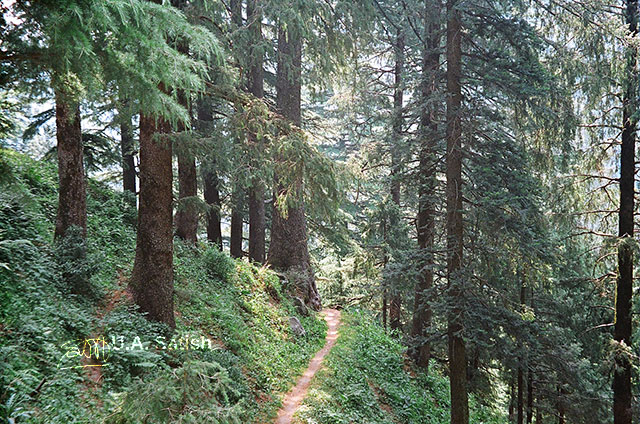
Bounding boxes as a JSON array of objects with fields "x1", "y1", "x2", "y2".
[
  {"x1": 1, "y1": 149, "x2": 503, "y2": 423},
  {"x1": 296, "y1": 311, "x2": 505, "y2": 424},
  {"x1": 0, "y1": 149, "x2": 326, "y2": 423}
]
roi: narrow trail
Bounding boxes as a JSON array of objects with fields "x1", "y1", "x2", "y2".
[{"x1": 275, "y1": 308, "x2": 341, "y2": 424}]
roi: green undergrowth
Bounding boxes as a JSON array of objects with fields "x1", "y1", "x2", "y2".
[
  {"x1": 171, "y1": 243, "x2": 327, "y2": 422},
  {"x1": 295, "y1": 309, "x2": 504, "y2": 424},
  {"x1": 0, "y1": 149, "x2": 326, "y2": 423}
]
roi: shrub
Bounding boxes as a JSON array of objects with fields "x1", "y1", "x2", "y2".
[
  {"x1": 104, "y1": 360, "x2": 246, "y2": 424},
  {"x1": 202, "y1": 244, "x2": 236, "y2": 282}
]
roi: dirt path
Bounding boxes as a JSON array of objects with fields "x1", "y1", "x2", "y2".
[{"x1": 275, "y1": 308, "x2": 341, "y2": 424}]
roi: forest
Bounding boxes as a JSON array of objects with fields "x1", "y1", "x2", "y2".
[{"x1": 0, "y1": 0, "x2": 638, "y2": 423}]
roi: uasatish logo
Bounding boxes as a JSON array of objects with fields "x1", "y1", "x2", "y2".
[{"x1": 57, "y1": 333, "x2": 215, "y2": 369}]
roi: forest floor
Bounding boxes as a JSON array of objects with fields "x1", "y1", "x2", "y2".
[{"x1": 275, "y1": 308, "x2": 341, "y2": 424}]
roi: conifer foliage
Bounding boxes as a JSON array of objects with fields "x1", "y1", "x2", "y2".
[{"x1": 1, "y1": 0, "x2": 640, "y2": 422}]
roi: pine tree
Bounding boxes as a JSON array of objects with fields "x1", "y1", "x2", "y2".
[
  {"x1": 172, "y1": 0, "x2": 198, "y2": 244},
  {"x1": 247, "y1": 0, "x2": 266, "y2": 264},
  {"x1": 613, "y1": 1, "x2": 636, "y2": 422},
  {"x1": 445, "y1": 0, "x2": 468, "y2": 422},
  {"x1": 388, "y1": 28, "x2": 405, "y2": 333},
  {"x1": 411, "y1": 0, "x2": 441, "y2": 369},
  {"x1": 118, "y1": 99, "x2": 136, "y2": 205},
  {"x1": 130, "y1": 110, "x2": 175, "y2": 328},
  {"x1": 203, "y1": 165, "x2": 224, "y2": 250},
  {"x1": 229, "y1": 0, "x2": 245, "y2": 259},
  {"x1": 53, "y1": 82, "x2": 87, "y2": 241},
  {"x1": 268, "y1": 22, "x2": 321, "y2": 310}
]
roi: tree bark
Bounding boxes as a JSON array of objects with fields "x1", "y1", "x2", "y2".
[
  {"x1": 382, "y1": 286, "x2": 388, "y2": 330},
  {"x1": 174, "y1": 87, "x2": 198, "y2": 244},
  {"x1": 527, "y1": 288, "x2": 534, "y2": 424},
  {"x1": 227, "y1": 0, "x2": 244, "y2": 257},
  {"x1": 130, "y1": 113, "x2": 175, "y2": 330},
  {"x1": 517, "y1": 362, "x2": 524, "y2": 424},
  {"x1": 247, "y1": 0, "x2": 266, "y2": 264},
  {"x1": 268, "y1": 25, "x2": 321, "y2": 310},
  {"x1": 248, "y1": 187, "x2": 265, "y2": 261},
  {"x1": 411, "y1": 0, "x2": 440, "y2": 369},
  {"x1": 509, "y1": 376, "x2": 516, "y2": 422},
  {"x1": 54, "y1": 89, "x2": 86, "y2": 241},
  {"x1": 230, "y1": 198, "x2": 244, "y2": 258},
  {"x1": 54, "y1": 92, "x2": 86, "y2": 239},
  {"x1": 173, "y1": 32, "x2": 198, "y2": 244},
  {"x1": 518, "y1": 281, "x2": 526, "y2": 424},
  {"x1": 196, "y1": 98, "x2": 223, "y2": 250},
  {"x1": 388, "y1": 29, "x2": 404, "y2": 333},
  {"x1": 614, "y1": 2, "x2": 636, "y2": 424},
  {"x1": 446, "y1": 1, "x2": 468, "y2": 423},
  {"x1": 203, "y1": 166, "x2": 223, "y2": 250},
  {"x1": 527, "y1": 368, "x2": 534, "y2": 424},
  {"x1": 382, "y1": 216, "x2": 389, "y2": 331},
  {"x1": 119, "y1": 106, "x2": 136, "y2": 204},
  {"x1": 175, "y1": 150, "x2": 198, "y2": 244}
]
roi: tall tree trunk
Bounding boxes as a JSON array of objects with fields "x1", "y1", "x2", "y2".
[
  {"x1": 248, "y1": 187, "x2": 265, "y2": 261},
  {"x1": 203, "y1": 166, "x2": 223, "y2": 250},
  {"x1": 228, "y1": 0, "x2": 244, "y2": 258},
  {"x1": 119, "y1": 104, "x2": 136, "y2": 206},
  {"x1": 382, "y1": 215, "x2": 389, "y2": 330},
  {"x1": 172, "y1": 19, "x2": 198, "y2": 244},
  {"x1": 382, "y1": 287, "x2": 388, "y2": 330},
  {"x1": 614, "y1": 3, "x2": 636, "y2": 423},
  {"x1": 54, "y1": 89, "x2": 86, "y2": 241},
  {"x1": 517, "y1": 360, "x2": 524, "y2": 424},
  {"x1": 411, "y1": 0, "x2": 440, "y2": 369},
  {"x1": 527, "y1": 288, "x2": 534, "y2": 424},
  {"x1": 388, "y1": 29, "x2": 404, "y2": 333},
  {"x1": 175, "y1": 149, "x2": 198, "y2": 244},
  {"x1": 557, "y1": 386, "x2": 566, "y2": 424},
  {"x1": 268, "y1": 25, "x2": 321, "y2": 310},
  {"x1": 509, "y1": 376, "x2": 516, "y2": 422},
  {"x1": 174, "y1": 88, "x2": 198, "y2": 244},
  {"x1": 130, "y1": 113, "x2": 175, "y2": 330},
  {"x1": 527, "y1": 368, "x2": 534, "y2": 424},
  {"x1": 230, "y1": 199, "x2": 244, "y2": 258},
  {"x1": 247, "y1": 0, "x2": 266, "y2": 264},
  {"x1": 518, "y1": 280, "x2": 526, "y2": 424},
  {"x1": 446, "y1": 1, "x2": 468, "y2": 423},
  {"x1": 197, "y1": 98, "x2": 223, "y2": 250}
]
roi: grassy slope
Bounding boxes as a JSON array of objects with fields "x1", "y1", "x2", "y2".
[
  {"x1": 0, "y1": 149, "x2": 326, "y2": 423},
  {"x1": 296, "y1": 310, "x2": 505, "y2": 424},
  {"x1": 1, "y1": 149, "x2": 503, "y2": 423}
]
